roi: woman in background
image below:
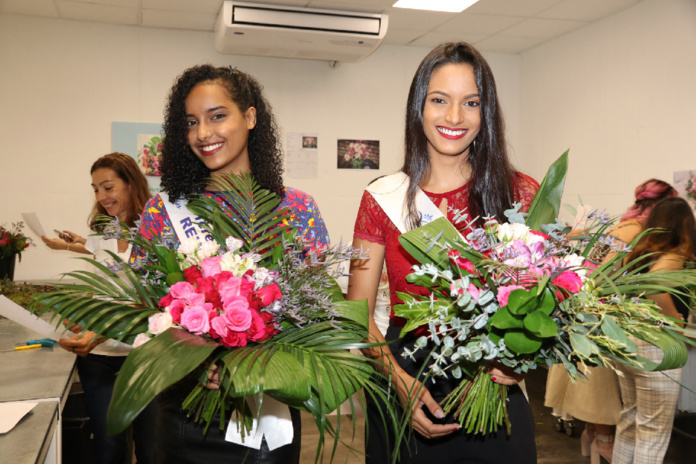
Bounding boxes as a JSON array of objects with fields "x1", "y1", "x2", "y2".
[
  {"x1": 544, "y1": 178, "x2": 678, "y2": 463},
  {"x1": 134, "y1": 64, "x2": 329, "y2": 464},
  {"x1": 613, "y1": 196, "x2": 693, "y2": 464},
  {"x1": 43, "y1": 152, "x2": 155, "y2": 464},
  {"x1": 348, "y1": 42, "x2": 539, "y2": 463}
]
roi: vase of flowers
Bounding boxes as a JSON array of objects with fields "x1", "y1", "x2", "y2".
[{"x1": 0, "y1": 222, "x2": 32, "y2": 280}]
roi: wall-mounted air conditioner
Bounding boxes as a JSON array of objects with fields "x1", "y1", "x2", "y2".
[{"x1": 214, "y1": 1, "x2": 389, "y2": 63}]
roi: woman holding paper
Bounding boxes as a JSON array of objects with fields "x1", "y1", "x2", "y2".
[
  {"x1": 43, "y1": 152, "x2": 155, "y2": 464},
  {"x1": 347, "y1": 42, "x2": 539, "y2": 463},
  {"x1": 133, "y1": 64, "x2": 329, "y2": 463}
]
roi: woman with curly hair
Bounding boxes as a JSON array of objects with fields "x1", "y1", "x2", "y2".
[
  {"x1": 348, "y1": 42, "x2": 539, "y2": 464},
  {"x1": 613, "y1": 196, "x2": 694, "y2": 464},
  {"x1": 135, "y1": 64, "x2": 329, "y2": 464}
]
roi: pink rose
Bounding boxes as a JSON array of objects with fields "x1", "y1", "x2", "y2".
[
  {"x1": 180, "y1": 307, "x2": 210, "y2": 335},
  {"x1": 199, "y1": 256, "x2": 222, "y2": 277},
  {"x1": 222, "y1": 298, "x2": 253, "y2": 331},
  {"x1": 219, "y1": 276, "x2": 244, "y2": 302},
  {"x1": 497, "y1": 285, "x2": 525, "y2": 307},
  {"x1": 210, "y1": 315, "x2": 228, "y2": 339},
  {"x1": 253, "y1": 283, "x2": 282, "y2": 306},
  {"x1": 168, "y1": 299, "x2": 186, "y2": 323},
  {"x1": 169, "y1": 281, "x2": 196, "y2": 299},
  {"x1": 468, "y1": 283, "x2": 481, "y2": 302}
]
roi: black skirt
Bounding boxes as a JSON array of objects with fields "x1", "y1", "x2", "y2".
[
  {"x1": 155, "y1": 375, "x2": 301, "y2": 464},
  {"x1": 365, "y1": 323, "x2": 537, "y2": 464}
]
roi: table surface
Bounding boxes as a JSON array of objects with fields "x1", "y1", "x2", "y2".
[
  {"x1": 0, "y1": 401, "x2": 58, "y2": 464},
  {"x1": 0, "y1": 317, "x2": 76, "y2": 403}
]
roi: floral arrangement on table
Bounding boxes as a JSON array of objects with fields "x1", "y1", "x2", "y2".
[
  {"x1": 0, "y1": 222, "x2": 33, "y2": 261},
  {"x1": 393, "y1": 152, "x2": 696, "y2": 435},
  {"x1": 30, "y1": 173, "x2": 393, "y2": 460},
  {"x1": 138, "y1": 135, "x2": 163, "y2": 176}
]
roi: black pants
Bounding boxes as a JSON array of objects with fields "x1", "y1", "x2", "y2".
[
  {"x1": 365, "y1": 324, "x2": 537, "y2": 464},
  {"x1": 155, "y1": 376, "x2": 301, "y2": 464},
  {"x1": 76, "y1": 354, "x2": 157, "y2": 464}
]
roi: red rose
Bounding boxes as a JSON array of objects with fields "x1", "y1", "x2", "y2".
[
  {"x1": 195, "y1": 276, "x2": 222, "y2": 309},
  {"x1": 253, "y1": 283, "x2": 282, "y2": 307},
  {"x1": 221, "y1": 331, "x2": 248, "y2": 348},
  {"x1": 168, "y1": 299, "x2": 186, "y2": 324},
  {"x1": 158, "y1": 294, "x2": 173, "y2": 309},
  {"x1": 183, "y1": 265, "x2": 203, "y2": 283}
]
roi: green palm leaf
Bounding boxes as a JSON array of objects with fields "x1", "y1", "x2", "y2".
[{"x1": 186, "y1": 173, "x2": 292, "y2": 259}]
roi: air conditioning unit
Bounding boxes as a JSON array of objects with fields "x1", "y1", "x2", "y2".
[{"x1": 214, "y1": 1, "x2": 388, "y2": 63}]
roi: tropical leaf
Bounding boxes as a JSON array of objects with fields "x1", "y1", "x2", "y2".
[
  {"x1": 526, "y1": 150, "x2": 568, "y2": 231},
  {"x1": 186, "y1": 173, "x2": 293, "y2": 259},
  {"x1": 107, "y1": 328, "x2": 218, "y2": 435}
]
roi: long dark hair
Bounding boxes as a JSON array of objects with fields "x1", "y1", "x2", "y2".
[
  {"x1": 402, "y1": 42, "x2": 515, "y2": 228},
  {"x1": 89, "y1": 153, "x2": 151, "y2": 231},
  {"x1": 161, "y1": 65, "x2": 284, "y2": 200},
  {"x1": 626, "y1": 197, "x2": 696, "y2": 270}
]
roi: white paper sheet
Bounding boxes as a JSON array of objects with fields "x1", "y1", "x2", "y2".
[
  {"x1": 21, "y1": 212, "x2": 46, "y2": 238},
  {"x1": 0, "y1": 402, "x2": 37, "y2": 434},
  {"x1": 225, "y1": 396, "x2": 294, "y2": 450},
  {"x1": 0, "y1": 295, "x2": 69, "y2": 340}
]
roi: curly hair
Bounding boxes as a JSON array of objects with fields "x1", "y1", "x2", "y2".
[
  {"x1": 160, "y1": 65, "x2": 284, "y2": 200},
  {"x1": 402, "y1": 42, "x2": 515, "y2": 228},
  {"x1": 620, "y1": 178, "x2": 678, "y2": 223},
  {"x1": 626, "y1": 197, "x2": 696, "y2": 271},
  {"x1": 89, "y1": 153, "x2": 151, "y2": 231}
]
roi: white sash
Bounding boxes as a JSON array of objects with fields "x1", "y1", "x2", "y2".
[
  {"x1": 159, "y1": 192, "x2": 214, "y2": 244},
  {"x1": 366, "y1": 172, "x2": 445, "y2": 233},
  {"x1": 160, "y1": 192, "x2": 293, "y2": 450}
]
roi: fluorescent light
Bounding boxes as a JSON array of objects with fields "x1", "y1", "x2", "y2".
[{"x1": 392, "y1": 0, "x2": 479, "y2": 13}]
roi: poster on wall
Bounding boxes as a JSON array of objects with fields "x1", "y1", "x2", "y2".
[
  {"x1": 286, "y1": 132, "x2": 318, "y2": 179},
  {"x1": 673, "y1": 170, "x2": 696, "y2": 211},
  {"x1": 112, "y1": 122, "x2": 164, "y2": 195},
  {"x1": 337, "y1": 139, "x2": 379, "y2": 170}
]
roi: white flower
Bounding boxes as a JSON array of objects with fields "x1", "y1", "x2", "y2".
[
  {"x1": 178, "y1": 237, "x2": 200, "y2": 256},
  {"x1": 226, "y1": 236, "x2": 244, "y2": 253},
  {"x1": 132, "y1": 332, "x2": 151, "y2": 348},
  {"x1": 199, "y1": 240, "x2": 220, "y2": 258},
  {"x1": 561, "y1": 253, "x2": 588, "y2": 278},
  {"x1": 148, "y1": 311, "x2": 173, "y2": 335},
  {"x1": 496, "y1": 223, "x2": 531, "y2": 242}
]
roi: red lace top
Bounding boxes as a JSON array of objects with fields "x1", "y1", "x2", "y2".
[{"x1": 354, "y1": 172, "x2": 540, "y2": 326}]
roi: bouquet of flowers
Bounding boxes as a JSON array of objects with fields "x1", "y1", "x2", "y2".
[
  {"x1": 393, "y1": 152, "x2": 696, "y2": 435},
  {"x1": 138, "y1": 135, "x2": 163, "y2": 176},
  {"x1": 31, "y1": 173, "x2": 392, "y2": 459},
  {"x1": 0, "y1": 222, "x2": 33, "y2": 261}
]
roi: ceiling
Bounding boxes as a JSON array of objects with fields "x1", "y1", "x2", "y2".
[{"x1": 0, "y1": 0, "x2": 643, "y2": 53}]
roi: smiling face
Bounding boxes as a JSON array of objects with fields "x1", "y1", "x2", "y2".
[
  {"x1": 91, "y1": 168, "x2": 132, "y2": 222},
  {"x1": 422, "y1": 63, "x2": 481, "y2": 162},
  {"x1": 185, "y1": 81, "x2": 257, "y2": 179}
]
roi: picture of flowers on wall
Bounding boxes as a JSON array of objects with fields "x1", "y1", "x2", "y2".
[
  {"x1": 673, "y1": 169, "x2": 696, "y2": 211},
  {"x1": 302, "y1": 136, "x2": 317, "y2": 149},
  {"x1": 337, "y1": 139, "x2": 379, "y2": 170},
  {"x1": 137, "y1": 134, "x2": 163, "y2": 177}
]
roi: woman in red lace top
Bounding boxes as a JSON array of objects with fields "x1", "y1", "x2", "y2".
[{"x1": 348, "y1": 42, "x2": 539, "y2": 463}]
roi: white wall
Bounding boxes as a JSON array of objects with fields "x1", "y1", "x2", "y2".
[
  {"x1": 518, "y1": 0, "x2": 696, "y2": 220},
  {"x1": 0, "y1": 13, "x2": 521, "y2": 281}
]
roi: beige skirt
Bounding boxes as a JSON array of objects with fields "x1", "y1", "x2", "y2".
[{"x1": 544, "y1": 363, "x2": 622, "y2": 425}]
